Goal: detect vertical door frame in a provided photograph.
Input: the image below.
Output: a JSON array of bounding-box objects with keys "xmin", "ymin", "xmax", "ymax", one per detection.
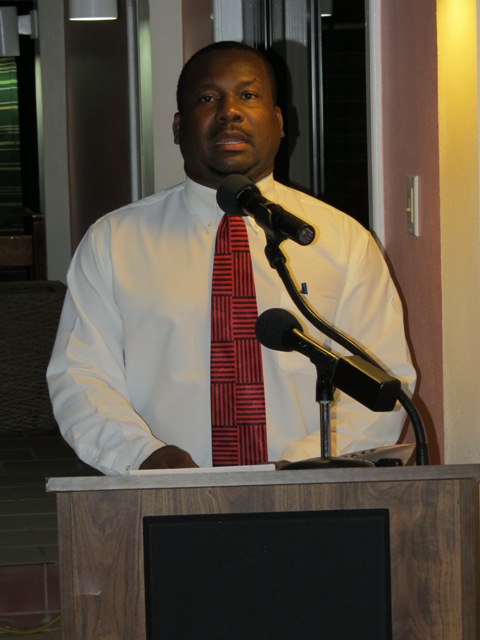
[{"xmin": 365, "ymin": 0, "xmax": 384, "ymax": 245}]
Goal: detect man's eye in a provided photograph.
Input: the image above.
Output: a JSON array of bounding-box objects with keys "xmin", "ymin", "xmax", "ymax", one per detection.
[
  {"xmin": 199, "ymin": 95, "xmax": 215, "ymax": 103},
  {"xmin": 242, "ymin": 92, "xmax": 257, "ymax": 100}
]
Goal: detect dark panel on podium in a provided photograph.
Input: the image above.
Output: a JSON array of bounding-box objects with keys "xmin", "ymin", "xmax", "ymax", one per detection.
[{"xmin": 144, "ymin": 509, "xmax": 391, "ymax": 640}]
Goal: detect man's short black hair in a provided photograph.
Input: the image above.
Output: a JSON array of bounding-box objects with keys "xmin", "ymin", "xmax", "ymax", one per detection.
[{"xmin": 176, "ymin": 41, "xmax": 278, "ymax": 114}]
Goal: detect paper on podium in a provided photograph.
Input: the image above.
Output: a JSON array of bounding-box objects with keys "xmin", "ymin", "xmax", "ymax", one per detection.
[
  {"xmin": 342, "ymin": 443, "xmax": 415, "ymax": 465},
  {"xmin": 128, "ymin": 445, "xmax": 415, "ymax": 475},
  {"xmin": 129, "ymin": 463, "xmax": 276, "ymax": 476}
]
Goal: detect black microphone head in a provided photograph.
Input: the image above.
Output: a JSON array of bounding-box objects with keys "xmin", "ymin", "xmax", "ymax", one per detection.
[
  {"xmin": 255, "ymin": 308, "xmax": 303, "ymax": 352},
  {"xmin": 216, "ymin": 174, "xmax": 262, "ymax": 216}
]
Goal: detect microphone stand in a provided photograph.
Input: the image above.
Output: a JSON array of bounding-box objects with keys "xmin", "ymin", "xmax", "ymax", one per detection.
[
  {"xmin": 261, "ymin": 230, "xmax": 429, "ymax": 467},
  {"xmin": 298, "ymin": 357, "xmax": 376, "ymax": 469}
]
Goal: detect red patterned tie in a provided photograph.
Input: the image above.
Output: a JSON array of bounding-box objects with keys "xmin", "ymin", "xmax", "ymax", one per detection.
[{"xmin": 210, "ymin": 214, "xmax": 268, "ymax": 466}]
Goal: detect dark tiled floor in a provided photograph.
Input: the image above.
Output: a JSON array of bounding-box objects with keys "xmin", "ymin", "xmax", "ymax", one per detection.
[
  {"xmin": 0, "ymin": 430, "xmax": 99, "ymax": 638},
  {"xmin": 0, "ymin": 431, "xmax": 99, "ymax": 566}
]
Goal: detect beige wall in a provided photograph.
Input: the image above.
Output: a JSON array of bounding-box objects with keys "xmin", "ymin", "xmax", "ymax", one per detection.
[{"xmin": 438, "ymin": 0, "xmax": 480, "ymax": 463}]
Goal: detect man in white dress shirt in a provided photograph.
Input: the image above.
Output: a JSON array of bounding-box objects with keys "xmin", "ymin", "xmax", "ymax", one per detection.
[{"xmin": 47, "ymin": 41, "xmax": 416, "ymax": 475}]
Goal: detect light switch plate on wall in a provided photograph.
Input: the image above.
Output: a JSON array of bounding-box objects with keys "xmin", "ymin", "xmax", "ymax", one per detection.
[{"xmin": 406, "ymin": 175, "xmax": 419, "ymax": 236}]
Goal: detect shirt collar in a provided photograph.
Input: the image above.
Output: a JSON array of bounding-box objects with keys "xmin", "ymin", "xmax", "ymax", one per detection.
[
  {"xmin": 184, "ymin": 177, "xmax": 218, "ymax": 229},
  {"xmin": 184, "ymin": 174, "xmax": 277, "ymax": 234}
]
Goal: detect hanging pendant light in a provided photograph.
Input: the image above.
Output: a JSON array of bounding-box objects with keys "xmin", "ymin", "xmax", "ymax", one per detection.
[{"xmin": 69, "ymin": 0, "xmax": 118, "ymax": 21}]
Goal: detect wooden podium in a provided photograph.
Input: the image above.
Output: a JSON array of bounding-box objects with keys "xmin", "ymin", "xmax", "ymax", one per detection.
[{"xmin": 47, "ymin": 464, "xmax": 480, "ymax": 639}]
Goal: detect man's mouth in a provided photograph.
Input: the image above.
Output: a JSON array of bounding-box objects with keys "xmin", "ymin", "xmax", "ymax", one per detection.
[{"xmin": 213, "ymin": 129, "xmax": 252, "ymax": 147}]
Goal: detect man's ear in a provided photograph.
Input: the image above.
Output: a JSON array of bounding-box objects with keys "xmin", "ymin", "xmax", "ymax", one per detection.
[
  {"xmin": 172, "ymin": 112, "xmax": 181, "ymax": 145},
  {"xmin": 275, "ymin": 106, "xmax": 285, "ymax": 139}
]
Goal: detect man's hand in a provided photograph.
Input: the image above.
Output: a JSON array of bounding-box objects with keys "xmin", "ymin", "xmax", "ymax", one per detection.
[{"xmin": 139, "ymin": 445, "xmax": 199, "ymax": 470}]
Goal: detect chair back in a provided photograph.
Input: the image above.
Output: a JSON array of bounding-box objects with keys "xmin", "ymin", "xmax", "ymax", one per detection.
[{"xmin": 0, "ymin": 214, "xmax": 47, "ymax": 279}]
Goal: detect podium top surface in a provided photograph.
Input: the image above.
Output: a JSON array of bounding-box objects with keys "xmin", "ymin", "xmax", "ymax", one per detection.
[{"xmin": 46, "ymin": 464, "xmax": 480, "ymax": 494}]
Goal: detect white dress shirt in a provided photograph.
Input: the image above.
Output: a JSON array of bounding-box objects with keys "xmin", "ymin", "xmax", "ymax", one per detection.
[{"xmin": 47, "ymin": 175, "xmax": 416, "ymax": 475}]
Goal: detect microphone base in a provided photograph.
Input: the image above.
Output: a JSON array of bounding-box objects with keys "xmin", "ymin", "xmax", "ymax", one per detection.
[{"xmin": 279, "ymin": 456, "xmax": 376, "ymax": 470}]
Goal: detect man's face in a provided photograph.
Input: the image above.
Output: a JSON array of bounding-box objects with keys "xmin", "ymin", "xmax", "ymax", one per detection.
[{"xmin": 172, "ymin": 50, "xmax": 285, "ymax": 188}]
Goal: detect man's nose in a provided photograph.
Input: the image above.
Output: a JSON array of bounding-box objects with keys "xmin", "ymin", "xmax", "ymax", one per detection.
[{"xmin": 217, "ymin": 96, "xmax": 243, "ymax": 122}]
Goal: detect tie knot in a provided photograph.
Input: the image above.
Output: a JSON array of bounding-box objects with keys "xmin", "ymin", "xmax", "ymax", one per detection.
[{"xmin": 216, "ymin": 214, "xmax": 249, "ymax": 252}]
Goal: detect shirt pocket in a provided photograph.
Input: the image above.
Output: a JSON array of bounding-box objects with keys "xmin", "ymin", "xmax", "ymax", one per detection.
[{"xmin": 275, "ymin": 292, "xmax": 338, "ymax": 374}]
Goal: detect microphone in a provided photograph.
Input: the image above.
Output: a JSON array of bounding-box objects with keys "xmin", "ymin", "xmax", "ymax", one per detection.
[
  {"xmin": 255, "ymin": 308, "xmax": 401, "ymax": 412},
  {"xmin": 216, "ymin": 174, "xmax": 316, "ymax": 246}
]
